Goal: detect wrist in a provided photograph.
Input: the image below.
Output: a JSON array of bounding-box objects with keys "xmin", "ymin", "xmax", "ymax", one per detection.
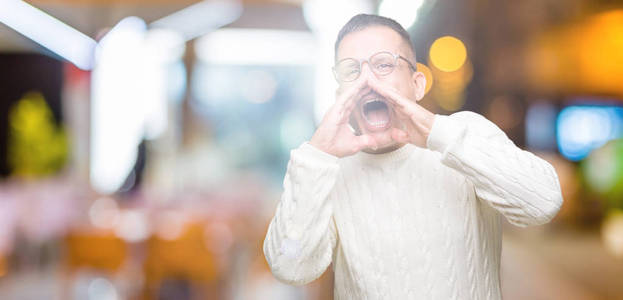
[
  {"xmin": 300, "ymin": 142, "xmax": 339, "ymax": 162},
  {"xmin": 421, "ymin": 112, "xmax": 435, "ymax": 142},
  {"xmin": 309, "ymin": 137, "xmax": 327, "ymax": 153},
  {"xmin": 426, "ymin": 114, "xmax": 466, "ymax": 153}
]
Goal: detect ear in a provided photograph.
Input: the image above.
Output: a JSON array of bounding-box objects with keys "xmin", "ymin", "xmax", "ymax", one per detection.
[{"xmin": 412, "ymin": 71, "xmax": 427, "ymax": 102}]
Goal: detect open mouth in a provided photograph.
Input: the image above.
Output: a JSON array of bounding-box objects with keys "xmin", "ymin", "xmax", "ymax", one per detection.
[{"xmin": 361, "ymin": 98, "xmax": 391, "ymax": 130}]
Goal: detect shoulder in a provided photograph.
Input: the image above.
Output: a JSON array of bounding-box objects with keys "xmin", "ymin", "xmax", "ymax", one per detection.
[
  {"xmin": 446, "ymin": 110, "xmax": 507, "ymax": 139},
  {"xmin": 448, "ymin": 111, "xmax": 495, "ymax": 129}
]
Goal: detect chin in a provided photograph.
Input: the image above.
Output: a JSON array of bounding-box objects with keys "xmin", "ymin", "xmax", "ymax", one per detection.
[
  {"xmin": 359, "ymin": 129, "xmax": 402, "ymax": 154},
  {"xmin": 362, "ymin": 141, "xmax": 403, "ymax": 154}
]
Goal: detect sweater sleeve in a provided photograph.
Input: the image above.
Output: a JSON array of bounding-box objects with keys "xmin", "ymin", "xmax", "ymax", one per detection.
[
  {"xmin": 426, "ymin": 111, "xmax": 563, "ymax": 227},
  {"xmin": 263, "ymin": 142, "xmax": 340, "ymax": 285}
]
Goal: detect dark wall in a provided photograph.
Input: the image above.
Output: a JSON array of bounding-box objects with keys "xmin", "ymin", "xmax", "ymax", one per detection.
[{"xmin": 0, "ymin": 53, "xmax": 63, "ymax": 177}]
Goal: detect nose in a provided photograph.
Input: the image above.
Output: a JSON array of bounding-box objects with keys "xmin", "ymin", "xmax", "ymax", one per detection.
[{"xmin": 359, "ymin": 61, "xmax": 375, "ymax": 81}]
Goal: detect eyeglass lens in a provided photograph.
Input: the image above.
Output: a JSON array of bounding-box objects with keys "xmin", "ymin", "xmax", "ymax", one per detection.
[{"xmin": 335, "ymin": 52, "xmax": 397, "ymax": 82}]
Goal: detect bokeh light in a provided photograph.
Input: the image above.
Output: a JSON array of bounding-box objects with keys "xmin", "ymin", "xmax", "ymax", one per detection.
[
  {"xmin": 582, "ymin": 139, "xmax": 623, "ymax": 202},
  {"xmin": 155, "ymin": 210, "xmax": 187, "ymax": 241},
  {"xmin": 525, "ymin": 102, "xmax": 558, "ymax": 151},
  {"xmin": 303, "ymin": 0, "xmax": 373, "ymax": 38},
  {"xmin": 526, "ymin": 10, "xmax": 623, "ymax": 98},
  {"xmin": 3, "ymin": 1, "xmax": 623, "ymax": 299},
  {"xmin": 114, "ymin": 210, "xmax": 149, "ymax": 243},
  {"xmin": 241, "ymin": 70, "xmax": 278, "ymax": 104},
  {"xmin": 378, "ymin": 0, "xmax": 424, "ymax": 29},
  {"xmin": 416, "ymin": 62, "xmax": 433, "ymax": 95},
  {"xmin": 428, "ymin": 57, "xmax": 473, "ymax": 111},
  {"xmin": 87, "ymin": 277, "xmax": 119, "ymax": 300},
  {"xmin": 429, "ymin": 36, "xmax": 467, "ymax": 72},
  {"xmin": 556, "ymin": 105, "xmax": 623, "ymax": 161},
  {"xmin": 89, "ymin": 197, "xmax": 120, "ymax": 229},
  {"xmin": 602, "ymin": 210, "xmax": 623, "ymax": 258}
]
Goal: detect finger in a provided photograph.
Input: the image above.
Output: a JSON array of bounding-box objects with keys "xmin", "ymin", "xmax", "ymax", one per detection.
[
  {"xmin": 353, "ymin": 134, "xmax": 378, "ymax": 152},
  {"xmin": 392, "ymin": 105, "xmax": 411, "ymax": 122},
  {"xmin": 331, "ymin": 80, "xmax": 370, "ymax": 123},
  {"xmin": 389, "ymin": 104, "xmax": 417, "ymax": 133},
  {"xmin": 333, "ymin": 98, "xmax": 362, "ymax": 124},
  {"xmin": 366, "ymin": 76, "xmax": 416, "ymax": 113},
  {"xmin": 390, "ymin": 128, "xmax": 410, "ymax": 144},
  {"xmin": 335, "ymin": 77, "xmax": 369, "ymax": 108}
]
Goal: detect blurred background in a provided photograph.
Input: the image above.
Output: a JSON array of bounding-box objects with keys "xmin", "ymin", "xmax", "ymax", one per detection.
[{"xmin": 0, "ymin": 0, "xmax": 622, "ymax": 299}]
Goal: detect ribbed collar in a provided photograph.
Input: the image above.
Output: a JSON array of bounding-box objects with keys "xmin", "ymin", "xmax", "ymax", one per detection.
[{"xmin": 354, "ymin": 143, "xmax": 416, "ymax": 166}]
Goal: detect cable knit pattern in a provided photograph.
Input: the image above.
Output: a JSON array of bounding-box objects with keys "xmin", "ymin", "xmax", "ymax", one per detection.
[{"xmin": 263, "ymin": 111, "xmax": 563, "ymax": 299}]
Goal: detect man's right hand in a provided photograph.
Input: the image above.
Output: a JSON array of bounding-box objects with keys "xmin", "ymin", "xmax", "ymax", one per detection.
[{"xmin": 309, "ymin": 78, "xmax": 379, "ymax": 158}]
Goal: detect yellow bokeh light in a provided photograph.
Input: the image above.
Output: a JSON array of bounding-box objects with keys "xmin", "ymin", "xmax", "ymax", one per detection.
[
  {"xmin": 602, "ymin": 210, "xmax": 623, "ymax": 259},
  {"xmin": 416, "ymin": 62, "xmax": 433, "ymax": 94},
  {"xmin": 428, "ymin": 58, "xmax": 473, "ymax": 112},
  {"xmin": 429, "ymin": 36, "xmax": 467, "ymax": 72},
  {"xmin": 525, "ymin": 9, "xmax": 623, "ymax": 97}
]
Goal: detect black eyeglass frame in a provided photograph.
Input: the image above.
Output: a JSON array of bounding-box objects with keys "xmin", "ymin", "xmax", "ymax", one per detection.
[{"xmin": 332, "ymin": 51, "xmax": 417, "ymax": 83}]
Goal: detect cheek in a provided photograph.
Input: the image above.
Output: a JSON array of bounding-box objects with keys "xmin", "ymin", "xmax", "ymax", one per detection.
[{"xmin": 399, "ymin": 80, "xmax": 416, "ymax": 96}]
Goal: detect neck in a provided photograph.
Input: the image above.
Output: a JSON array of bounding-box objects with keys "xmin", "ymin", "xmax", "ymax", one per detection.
[{"xmin": 356, "ymin": 143, "xmax": 414, "ymax": 166}]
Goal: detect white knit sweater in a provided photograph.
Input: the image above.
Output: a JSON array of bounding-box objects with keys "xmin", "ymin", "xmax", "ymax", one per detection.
[{"xmin": 263, "ymin": 111, "xmax": 563, "ymax": 300}]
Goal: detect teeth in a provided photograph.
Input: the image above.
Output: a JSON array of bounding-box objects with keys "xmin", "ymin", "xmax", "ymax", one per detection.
[
  {"xmin": 364, "ymin": 98, "xmax": 384, "ymax": 105},
  {"xmin": 368, "ymin": 121, "xmax": 388, "ymax": 127}
]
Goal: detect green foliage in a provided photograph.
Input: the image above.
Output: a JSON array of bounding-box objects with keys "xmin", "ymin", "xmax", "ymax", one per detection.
[
  {"xmin": 581, "ymin": 139, "xmax": 623, "ymax": 210},
  {"xmin": 7, "ymin": 92, "xmax": 68, "ymax": 177}
]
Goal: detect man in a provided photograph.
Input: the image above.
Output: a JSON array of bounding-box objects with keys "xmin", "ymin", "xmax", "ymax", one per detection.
[{"xmin": 263, "ymin": 14, "xmax": 563, "ymax": 299}]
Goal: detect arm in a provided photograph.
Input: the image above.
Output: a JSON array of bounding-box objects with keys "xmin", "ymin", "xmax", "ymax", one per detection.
[
  {"xmin": 426, "ymin": 111, "xmax": 563, "ymax": 227},
  {"xmin": 363, "ymin": 76, "xmax": 562, "ymax": 227},
  {"xmin": 263, "ymin": 142, "xmax": 339, "ymax": 285},
  {"xmin": 264, "ymin": 70, "xmax": 375, "ymax": 285}
]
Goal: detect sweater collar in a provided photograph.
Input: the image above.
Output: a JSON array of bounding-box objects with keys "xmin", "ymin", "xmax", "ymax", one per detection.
[{"xmin": 354, "ymin": 143, "xmax": 416, "ymax": 166}]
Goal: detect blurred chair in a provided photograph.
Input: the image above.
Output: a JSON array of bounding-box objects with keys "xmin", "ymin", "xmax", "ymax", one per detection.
[
  {"xmin": 143, "ymin": 222, "xmax": 218, "ymax": 300},
  {"xmin": 0, "ymin": 254, "xmax": 6, "ymax": 278},
  {"xmin": 63, "ymin": 230, "xmax": 128, "ymax": 299},
  {"xmin": 64, "ymin": 230, "xmax": 127, "ymax": 273}
]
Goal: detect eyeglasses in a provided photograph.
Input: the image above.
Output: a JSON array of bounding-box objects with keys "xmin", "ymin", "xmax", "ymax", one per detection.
[{"xmin": 333, "ymin": 51, "xmax": 417, "ymax": 83}]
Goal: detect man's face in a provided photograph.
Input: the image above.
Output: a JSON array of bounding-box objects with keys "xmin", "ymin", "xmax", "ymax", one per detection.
[{"xmin": 336, "ymin": 26, "xmax": 426, "ymax": 154}]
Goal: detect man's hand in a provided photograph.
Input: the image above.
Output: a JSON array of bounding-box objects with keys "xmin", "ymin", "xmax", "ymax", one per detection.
[
  {"xmin": 310, "ymin": 78, "xmax": 379, "ymax": 158},
  {"xmin": 367, "ymin": 76, "xmax": 436, "ymax": 148}
]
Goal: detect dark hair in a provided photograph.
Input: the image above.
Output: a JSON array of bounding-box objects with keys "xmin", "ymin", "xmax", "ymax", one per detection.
[{"xmin": 334, "ymin": 14, "xmax": 416, "ymax": 62}]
